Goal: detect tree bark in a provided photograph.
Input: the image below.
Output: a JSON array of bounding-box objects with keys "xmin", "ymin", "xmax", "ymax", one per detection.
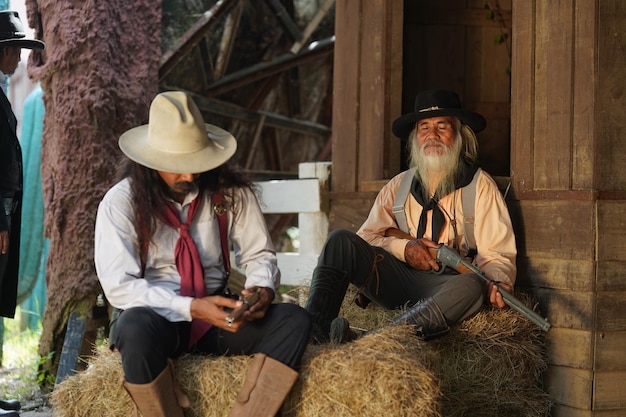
[{"xmin": 25, "ymin": 0, "xmax": 162, "ymax": 381}]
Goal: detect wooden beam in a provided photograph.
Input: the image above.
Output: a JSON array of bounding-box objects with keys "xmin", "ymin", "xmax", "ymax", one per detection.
[
  {"xmin": 290, "ymin": 0, "xmax": 335, "ymax": 54},
  {"xmin": 404, "ymin": 5, "xmax": 512, "ymax": 27},
  {"xmin": 214, "ymin": 1, "xmax": 244, "ymax": 80},
  {"xmin": 264, "ymin": 0, "xmax": 303, "ymax": 41},
  {"xmin": 180, "ymin": 92, "xmax": 331, "ymax": 136},
  {"xmin": 202, "ymin": 36, "xmax": 334, "ymax": 97},
  {"xmin": 159, "ymin": 0, "xmax": 243, "ymax": 81}
]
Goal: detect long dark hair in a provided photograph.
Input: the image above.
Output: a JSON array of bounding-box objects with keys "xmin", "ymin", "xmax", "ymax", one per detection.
[{"xmin": 116, "ymin": 158, "xmax": 253, "ymax": 270}]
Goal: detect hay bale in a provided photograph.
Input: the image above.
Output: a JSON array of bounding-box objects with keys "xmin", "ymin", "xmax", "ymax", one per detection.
[
  {"xmin": 50, "ymin": 326, "xmax": 440, "ymax": 417},
  {"xmin": 338, "ymin": 287, "xmax": 551, "ymax": 417},
  {"xmin": 51, "ymin": 287, "xmax": 550, "ymax": 417}
]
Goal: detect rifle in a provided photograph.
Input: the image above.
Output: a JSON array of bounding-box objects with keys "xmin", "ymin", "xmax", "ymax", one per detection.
[{"xmin": 385, "ymin": 228, "xmax": 552, "ymax": 332}]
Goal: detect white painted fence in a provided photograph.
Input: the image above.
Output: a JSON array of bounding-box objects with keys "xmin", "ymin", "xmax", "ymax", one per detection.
[{"xmin": 232, "ymin": 162, "xmax": 331, "ymax": 286}]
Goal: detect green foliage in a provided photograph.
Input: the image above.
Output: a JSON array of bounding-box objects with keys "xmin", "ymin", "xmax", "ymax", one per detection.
[
  {"xmin": 0, "ymin": 307, "xmax": 52, "ymax": 401},
  {"xmin": 35, "ymin": 351, "xmax": 57, "ymax": 388},
  {"xmin": 494, "ymin": 33, "xmax": 508, "ymax": 45}
]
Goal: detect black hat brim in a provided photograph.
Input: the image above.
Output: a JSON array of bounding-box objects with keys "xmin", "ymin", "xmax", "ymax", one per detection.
[
  {"xmin": 392, "ymin": 108, "xmax": 486, "ymax": 140},
  {"xmin": 0, "ymin": 38, "xmax": 45, "ymax": 50}
]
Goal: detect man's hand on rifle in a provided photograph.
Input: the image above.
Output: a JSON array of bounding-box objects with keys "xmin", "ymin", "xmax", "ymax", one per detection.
[
  {"xmin": 404, "ymin": 238, "xmax": 441, "ymax": 271},
  {"xmin": 486, "ymin": 281, "xmax": 513, "ymax": 309}
]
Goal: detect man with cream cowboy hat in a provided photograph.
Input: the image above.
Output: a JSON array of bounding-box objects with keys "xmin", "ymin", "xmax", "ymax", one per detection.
[
  {"xmin": 305, "ymin": 89, "xmax": 516, "ymax": 345},
  {"xmin": 0, "ymin": 11, "xmax": 45, "ymax": 417},
  {"xmin": 95, "ymin": 91, "xmax": 311, "ymax": 417}
]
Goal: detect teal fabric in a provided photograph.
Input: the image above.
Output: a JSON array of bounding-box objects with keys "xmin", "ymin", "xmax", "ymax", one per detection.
[{"xmin": 18, "ymin": 85, "xmax": 48, "ymax": 329}]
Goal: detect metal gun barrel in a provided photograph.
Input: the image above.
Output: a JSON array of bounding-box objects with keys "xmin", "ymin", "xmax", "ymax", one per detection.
[{"xmin": 436, "ymin": 245, "xmax": 552, "ymax": 332}]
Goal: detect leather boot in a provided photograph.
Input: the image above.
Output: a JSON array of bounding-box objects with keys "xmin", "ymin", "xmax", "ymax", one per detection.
[
  {"xmin": 0, "ymin": 400, "xmax": 20, "ymax": 411},
  {"xmin": 0, "ymin": 409, "xmax": 19, "ymax": 417},
  {"xmin": 228, "ymin": 353, "xmax": 298, "ymax": 417},
  {"xmin": 123, "ymin": 359, "xmax": 189, "ymax": 417},
  {"xmin": 330, "ymin": 317, "xmax": 359, "ymax": 344},
  {"xmin": 305, "ymin": 265, "xmax": 350, "ymax": 344},
  {"xmin": 391, "ymin": 297, "xmax": 450, "ymax": 340}
]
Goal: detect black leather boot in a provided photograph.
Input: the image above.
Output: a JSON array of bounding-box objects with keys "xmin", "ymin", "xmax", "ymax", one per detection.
[
  {"xmin": 0, "ymin": 400, "xmax": 19, "ymax": 411},
  {"xmin": 391, "ymin": 297, "xmax": 450, "ymax": 340},
  {"xmin": 305, "ymin": 265, "xmax": 350, "ymax": 344},
  {"xmin": 330, "ymin": 316, "xmax": 359, "ymax": 344}
]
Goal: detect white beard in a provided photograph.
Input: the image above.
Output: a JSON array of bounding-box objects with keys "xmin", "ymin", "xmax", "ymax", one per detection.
[{"xmin": 410, "ymin": 134, "xmax": 462, "ymax": 197}]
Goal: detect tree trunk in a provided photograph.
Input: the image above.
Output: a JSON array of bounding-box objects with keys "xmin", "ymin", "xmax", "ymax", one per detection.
[{"xmin": 25, "ymin": 0, "xmax": 162, "ymax": 382}]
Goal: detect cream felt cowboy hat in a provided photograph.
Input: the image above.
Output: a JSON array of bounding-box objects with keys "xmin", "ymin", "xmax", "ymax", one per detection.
[
  {"xmin": 392, "ymin": 90, "xmax": 486, "ymax": 139},
  {"xmin": 0, "ymin": 11, "xmax": 45, "ymax": 50},
  {"xmin": 119, "ymin": 91, "xmax": 237, "ymax": 173}
]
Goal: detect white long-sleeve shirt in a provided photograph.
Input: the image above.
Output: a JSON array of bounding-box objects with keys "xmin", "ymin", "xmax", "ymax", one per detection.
[
  {"xmin": 357, "ymin": 168, "xmax": 517, "ymax": 286},
  {"xmin": 94, "ymin": 179, "xmax": 280, "ymax": 322}
]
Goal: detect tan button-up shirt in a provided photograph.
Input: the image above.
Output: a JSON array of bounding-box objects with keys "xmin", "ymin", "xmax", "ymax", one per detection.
[{"xmin": 357, "ymin": 168, "xmax": 517, "ymax": 286}]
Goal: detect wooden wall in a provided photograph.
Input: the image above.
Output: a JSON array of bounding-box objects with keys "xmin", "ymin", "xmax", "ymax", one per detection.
[
  {"xmin": 511, "ymin": 1, "xmax": 626, "ymax": 416},
  {"xmin": 330, "ymin": 0, "xmax": 626, "ymax": 416}
]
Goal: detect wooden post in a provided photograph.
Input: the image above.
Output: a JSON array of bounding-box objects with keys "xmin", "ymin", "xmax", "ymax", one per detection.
[{"xmin": 298, "ymin": 162, "xmax": 331, "ymax": 255}]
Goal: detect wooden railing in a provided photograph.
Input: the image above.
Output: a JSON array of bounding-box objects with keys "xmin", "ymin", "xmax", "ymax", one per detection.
[{"xmin": 231, "ymin": 162, "xmax": 331, "ymax": 286}]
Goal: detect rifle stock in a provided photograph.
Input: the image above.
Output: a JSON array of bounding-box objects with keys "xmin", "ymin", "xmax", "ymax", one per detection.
[{"xmin": 384, "ymin": 228, "xmax": 552, "ymax": 332}]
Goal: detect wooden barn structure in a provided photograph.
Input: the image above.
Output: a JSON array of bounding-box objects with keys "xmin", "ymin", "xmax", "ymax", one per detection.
[
  {"xmin": 327, "ymin": 1, "xmax": 625, "ymax": 416},
  {"xmin": 35, "ymin": 1, "xmax": 624, "ymax": 416}
]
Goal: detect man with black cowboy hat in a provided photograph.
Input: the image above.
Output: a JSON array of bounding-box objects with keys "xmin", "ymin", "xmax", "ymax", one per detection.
[
  {"xmin": 0, "ymin": 10, "xmax": 45, "ymax": 417},
  {"xmin": 305, "ymin": 89, "xmax": 516, "ymax": 344},
  {"xmin": 95, "ymin": 90, "xmax": 311, "ymax": 417}
]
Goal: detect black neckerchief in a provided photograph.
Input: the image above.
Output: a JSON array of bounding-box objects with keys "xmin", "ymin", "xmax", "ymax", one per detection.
[{"xmin": 410, "ymin": 160, "xmax": 478, "ymax": 240}]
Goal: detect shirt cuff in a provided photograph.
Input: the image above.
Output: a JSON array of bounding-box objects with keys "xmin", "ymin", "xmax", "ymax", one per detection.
[
  {"xmin": 171, "ymin": 296, "xmax": 194, "ymax": 321},
  {"xmin": 387, "ymin": 239, "xmax": 410, "ymax": 262}
]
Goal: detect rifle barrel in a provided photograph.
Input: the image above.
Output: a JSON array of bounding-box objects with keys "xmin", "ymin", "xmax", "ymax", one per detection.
[{"xmin": 436, "ymin": 245, "xmax": 552, "ymax": 332}]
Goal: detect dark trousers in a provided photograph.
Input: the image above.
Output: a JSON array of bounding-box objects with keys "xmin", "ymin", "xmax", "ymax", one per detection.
[
  {"xmin": 319, "ymin": 229, "xmax": 485, "ymax": 324},
  {"xmin": 112, "ymin": 303, "xmax": 311, "ymax": 384}
]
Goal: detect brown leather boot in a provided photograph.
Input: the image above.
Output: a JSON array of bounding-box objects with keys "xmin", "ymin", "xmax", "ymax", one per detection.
[
  {"xmin": 228, "ymin": 353, "xmax": 298, "ymax": 417},
  {"xmin": 123, "ymin": 359, "xmax": 189, "ymax": 417}
]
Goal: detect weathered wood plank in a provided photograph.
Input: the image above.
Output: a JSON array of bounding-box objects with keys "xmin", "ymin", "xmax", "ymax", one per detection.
[
  {"xmin": 386, "ymin": 0, "xmax": 403, "ymax": 178},
  {"xmin": 597, "ymin": 201, "xmax": 626, "ymax": 262},
  {"xmin": 571, "ymin": 0, "xmax": 596, "ymax": 190},
  {"xmin": 358, "ymin": 1, "xmax": 386, "ymax": 182},
  {"xmin": 596, "ymin": 1, "xmax": 626, "ymax": 190},
  {"xmin": 596, "ymin": 292, "xmax": 626, "ymax": 332},
  {"xmin": 329, "ymin": 199, "xmax": 375, "ymax": 233},
  {"xmin": 256, "ymin": 179, "xmax": 323, "ymax": 213},
  {"xmin": 553, "ymin": 405, "xmax": 626, "ymax": 417},
  {"xmin": 510, "ymin": 0, "xmax": 534, "ymax": 192},
  {"xmin": 545, "ymin": 365, "xmax": 593, "ymax": 409},
  {"xmin": 332, "ymin": 0, "xmax": 361, "ymax": 193},
  {"xmin": 593, "ymin": 370, "xmax": 626, "ymax": 410},
  {"xmin": 533, "ymin": 0, "xmax": 573, "ymax": 190},
  {"xmin": 545, "ymin": 328, "xmax": 592, "ymax": 369},
  {"xmin": 597, "ymin": 261, "xmax": 626, "ymax": 292},
  {"xmin": 595, "ymin": 331, "xmax": 626, "ymax": 372},
  {"xmin": 515, "ymin": 200, "xmax": 594, "ymax": 260},
  {"xmin": 517, "ymin": 257, "xmax": 594, "ymax": 292},
  {"xmin": 534, "ymin": 288, "xmax": 594, "ymax": 330}
]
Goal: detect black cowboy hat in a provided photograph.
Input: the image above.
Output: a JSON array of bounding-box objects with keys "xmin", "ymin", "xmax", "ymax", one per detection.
[
  {"xmin": 392, "ymin": 90, "xmax": 486, "ymax": 139},
  {"xmin": 0, "ymin": 11, "xmax": 45, "ymax": 50}
]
